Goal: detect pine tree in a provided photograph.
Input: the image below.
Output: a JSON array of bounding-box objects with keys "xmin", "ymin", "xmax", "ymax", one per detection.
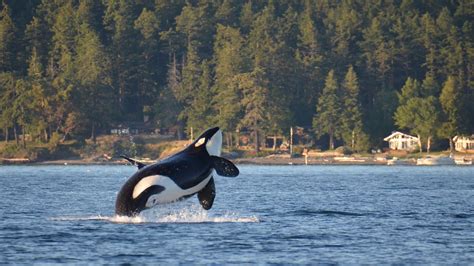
[
  {"xmin": 439, "ymin": 76, "xmax": 460, "ymax": 151},
  {"xmin": 154, "ymin": 55, "xmax": 182, "ymax": 137},
  {"xmin": 27, "ymin": 47, "xmax": 51, "ymax": 142},
  {"xmin": 0, "ymin": 72, "xmax": 16, "ymax": 141},
  {"xmin": 341, "ymin": 66, "xmax": 365, "ymax": 151},
  {"xmin": 313, "ymin": 70, "xmax": 341, "ymax": 150},
  {"xmin": 0, "ymin": 3, "xmax": 17, "ymax": 72},
  {"xmin": 74, "ymin": 24, "xmax": 113, "ymax": 142},
  {"xmin": 103, "ymin": 0, "xmax": 141, "ymax": 115},
  {"xmin": 212, "ymin": 25, "xmax": 245, "ymax": 146},
  {"xmin": 239, "ymin": 1, "xmax": 253, "ymax": 34},
  {"xmin": 215, "ymin": 0, "xmax": 237, "ymax": 26},
  {"xmin": 178, "ymin": 43, "xmax": 201, "ymax": 122},
  {"xmin": 134, "ymin": 7, "xmax": 161, "ymax": 106},
  {"xmin": 294, "ymin": 2, "xmax": 323, "ymax": 124},
  {"xmin": 238, "ymin": 65, "xmax": 271, "ymax": 152},
  {"xmin": 186, "ymin": 60, "xmax": 214, "ymax": 134}
]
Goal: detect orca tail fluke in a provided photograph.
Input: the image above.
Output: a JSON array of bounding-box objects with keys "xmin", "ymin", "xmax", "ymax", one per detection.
[{"xmin": 120, "ymin": 155, "xmax": 147, "ymax": 169}]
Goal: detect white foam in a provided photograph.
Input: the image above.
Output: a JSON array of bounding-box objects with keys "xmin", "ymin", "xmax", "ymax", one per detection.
[{"xmin": 50, "ymin": 204, "xmax": 259, "ymax": 224}]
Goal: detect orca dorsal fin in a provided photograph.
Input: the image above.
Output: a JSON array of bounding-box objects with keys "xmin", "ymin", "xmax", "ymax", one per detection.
[
  {"xmin": 120, "ymin": 155, "xmax": 147, "ymax": 169},
  {"xmin": 210, "ymin": 156, "xmax": 239, "ymax": 177}
]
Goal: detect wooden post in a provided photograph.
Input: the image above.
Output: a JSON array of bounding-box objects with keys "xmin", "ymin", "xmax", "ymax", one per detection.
[
  {"xmin": 303, "ymin": 148, "xmax": 308, "ymax": 165},
  {"xmin": 290, "ymin": 127, "xmax": 293, "ymax": 157}
]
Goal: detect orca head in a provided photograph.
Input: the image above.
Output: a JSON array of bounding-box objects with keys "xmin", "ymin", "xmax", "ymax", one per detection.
[
  {"xmin": 191, "ymin": 127, "xmax": 222, "ymax": 156},
  {"xmin": 115, "ymin": 170, "xmax": 165, "ymax": 217}
]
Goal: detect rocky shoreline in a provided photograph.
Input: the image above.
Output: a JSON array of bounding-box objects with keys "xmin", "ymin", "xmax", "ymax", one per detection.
[
  {"xmin": 1, "ymin": 156, "xmax": 387, "ymax": 166},
  {"xmin": 2, "ymin": 154, "xmax": 472, "ymax": 166}
]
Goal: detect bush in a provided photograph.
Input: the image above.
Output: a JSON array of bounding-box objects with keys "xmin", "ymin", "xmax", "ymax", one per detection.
[
  {"xmin": 48, "ymin": 132, "xmax": 61, "ymax": 152},
  {"xmin": 0, "ymin": 144, "xmax": 42, "ymax": 161}
]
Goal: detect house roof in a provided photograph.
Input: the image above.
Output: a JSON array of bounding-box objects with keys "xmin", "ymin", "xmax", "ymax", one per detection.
[
  {"xmin": 453, "ymin": 135, "xmax": 474, "ymax": 142},
  {"xmin": 383, "ymin": 131, "xmax": 418, "ymax": 141}
]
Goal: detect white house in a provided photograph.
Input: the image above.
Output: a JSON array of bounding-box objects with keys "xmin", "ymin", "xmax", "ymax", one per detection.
[
  {"xmin": 384, "ymin": 131, "xmax": 419, "ymax": 151},
  {"xmin": 453, "ymin": 135, "xmax": 474, "ymax": 152}
]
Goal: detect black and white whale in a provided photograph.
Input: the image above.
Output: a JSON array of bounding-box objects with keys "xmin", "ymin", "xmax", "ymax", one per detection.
[{"xmin": 115, "ymin": 127, "xmax": 239, "ymax": 217}]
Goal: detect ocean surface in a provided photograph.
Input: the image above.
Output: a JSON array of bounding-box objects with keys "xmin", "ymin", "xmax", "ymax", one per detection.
[{"xmin": 1, "ymin": 165, "xmax": 473, "ymax": 264}]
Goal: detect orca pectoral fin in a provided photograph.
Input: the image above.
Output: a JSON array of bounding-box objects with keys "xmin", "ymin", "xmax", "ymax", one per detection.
[
  {"xmin": 198, "ymin": 177, "xmax": 215, "ymax": 210},
  {"xmin": 120, "ymin": 155, "xmax": 147, "ymax": 169},
  {"xmin": 210, "ymin": 156, "xmax": 239, "ymax": 177}
]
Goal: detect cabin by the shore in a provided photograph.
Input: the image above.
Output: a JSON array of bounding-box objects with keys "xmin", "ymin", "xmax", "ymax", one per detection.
[
  {"xmin": 383, "ymin": 131, "xmax": 419, "ymax": 151},
  {"xmin": 453, "ymin": 135, "xmax": 474, "ymax": 153}
]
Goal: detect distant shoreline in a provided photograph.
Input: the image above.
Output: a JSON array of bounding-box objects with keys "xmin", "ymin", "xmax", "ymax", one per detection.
[
  {"xmin": 2, "ymin": 154, "xmax": 472, "ymax": 166},
  {"xmin": 1, "ymin": 157, "xmax": 391, "ymax": 166}
]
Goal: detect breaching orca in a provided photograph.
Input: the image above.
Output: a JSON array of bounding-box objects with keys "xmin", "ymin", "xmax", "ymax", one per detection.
[{"xmin": 115, "ymin": 127, "xmax": 239, "ymax": 217}]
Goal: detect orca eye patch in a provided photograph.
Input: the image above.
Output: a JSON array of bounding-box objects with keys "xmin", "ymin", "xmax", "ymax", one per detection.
[{"xmin": 195, "ymin": 138, "xmax": 206, "ymax": 147}]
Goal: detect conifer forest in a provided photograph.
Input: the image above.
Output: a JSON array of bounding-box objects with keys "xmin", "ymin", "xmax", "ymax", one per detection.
[{"xmin": 0, "ymin": 0, "xmax": 473, "ymax": 152}]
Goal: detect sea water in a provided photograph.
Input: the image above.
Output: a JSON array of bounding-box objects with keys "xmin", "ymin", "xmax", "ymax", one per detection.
[{"xmin": 0, "ymin": 165, "xmax": 473, "ymax": 264}]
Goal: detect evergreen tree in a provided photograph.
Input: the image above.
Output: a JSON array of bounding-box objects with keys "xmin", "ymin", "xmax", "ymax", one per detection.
[
  {"xmin": 186, "ymin": 60, "xmax": 214, "ymax": 134},
  {"xmin": 134, "ymin": 7, "xmax": 161, "ymax": 106},
  {"xmin": 341, "ymin": 66, "xmax": 366, "ymax": 151},
  {"xmin": 103, "ymin": 0, "xmax": 141, "ymax": 115},
  {"xmin": 439, "ymin": 76, "xmax": 460, "ymax": 151},
  {"xmin": 313, "ymin": 70, "xmax": 341, "ymax": 150},
  {"xmin": 178, "ymin": 43, "xmax": 201, "ymax": 123},
  {"xmin": 212, "ymin": 25, "xmax": 245, "ymax": 146},
  {"xmin": 0, "ymin": 1, "xmax": 473, "ymax": 152},
  {"xmin": 238, "ymin": 65, "xmax": 271, "ymax": 152},
  {"xmin": 0, "ymin": 72, "xmax": 15, "ymax": 141},
  {"xmin": 215, "ymin": 0, "xmax": 237, "ymax": 26},
  {"xmin": 0, "ymin": 3, "xmax": 17, "ymax": 72},
  {"xmin": 27, "ymin": 47, "xmax": 51, "ymax": 142},
  {"xmin": 154, "ymin": 55, "xmax": 182, "ymax": 137},
  {"xmin": 74, "ymin": 24, "xmax": 113, "ymax": 142},
  {"xmin": 239, "ymin": 1, "xmax": 254, "ymax": 34},
  {"xmin": 294, "ymin": 2, "xmax": 323, "ymax": 125}
]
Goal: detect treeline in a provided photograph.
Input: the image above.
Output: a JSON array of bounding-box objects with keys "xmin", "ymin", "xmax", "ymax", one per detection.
[{"xmin": 0, "ymin": 0, "xmax": 472, "ymax": 152}]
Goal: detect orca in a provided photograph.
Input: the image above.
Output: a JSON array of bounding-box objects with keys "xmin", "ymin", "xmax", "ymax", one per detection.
[{"xmin": 115, "ymin": 127, "xmax": 239, "ymax": 217}]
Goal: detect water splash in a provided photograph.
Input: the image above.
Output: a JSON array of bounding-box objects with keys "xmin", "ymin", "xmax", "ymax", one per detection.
[{"xmin": 51, "ymin": 204, "xmax": 259, "ymax": 224}]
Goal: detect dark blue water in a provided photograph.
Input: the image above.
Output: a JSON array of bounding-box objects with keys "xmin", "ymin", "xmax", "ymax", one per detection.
[{"xmin": 1, "ymin": 165, "xmax": 473, "ymax": 264}]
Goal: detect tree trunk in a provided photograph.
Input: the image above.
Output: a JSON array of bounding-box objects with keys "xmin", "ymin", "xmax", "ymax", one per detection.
[
  {"xmin": 254, "ymin": 127, "xmax": 260, "ymax": 153},
  {"xmin": 448, "ymin": 137, "xmax": 454, "ymax": 152},
  {"xmin": 14, "ymin": 125, "xmax": 18, "ymax": 145},
  {"xmin": 329, "ymin": 133, "xmax": 334, "ymax": 150},
  {"xmin": 273, "ymin": 136, "xmax": 277, "ymax": 150},
  {"xmin": 235, "ymin": 131, "xmax": 239, "ymax": 148},
  {"xmin": 417, "ymin": 134, "xmax": 422, "ymax": 153},
  {"xmin": 427, "ymin": 136, "xmax": 431, "ymax": 154},
  {"xmin": 226, "ymin": 132, "xmax": 231, "ymax": 148},
  {"xmin": 4, "ymin": 127, "xmax": 8, "ymax": 142},
  {"xmin": 91, "ymin": 123, "xmax": 96, "ymax": 144},
  {"xmin": 44, "ymin": 129, "xmax": 48, "ymax": 142},
  {"xmin": 22, "ymin": 126, "xmax": 26, "ymax": 148},
  {"xmin": 351, "ymin": 130, "xmax": 355, "ymax": 150}
]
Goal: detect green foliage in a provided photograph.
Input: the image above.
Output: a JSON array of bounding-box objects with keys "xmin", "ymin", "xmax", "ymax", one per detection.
[
  {"xmin": 48, "ymin": 132, "xmax": 61, "ymax": 152},
  {"xmin": 438, "ymin": 76, "xmax": 461, "ymax": 149},
  {"xmin": 0, "ymin": 3, "xmax": 17, "ymax": 72},
  {"xmin": 340, "ymin": 66, "xmax": 366, "ymax": 152},
  {"xmin": 313, "ymin": 70, "xmax": 341, "ymax": 150},
  {"xmin": 0, "ymin": 0, "xmax": 472, "ymax": 154},
  {"xmin": 395, "ymin": 78, "xmax": 441, "ymax": 152}
]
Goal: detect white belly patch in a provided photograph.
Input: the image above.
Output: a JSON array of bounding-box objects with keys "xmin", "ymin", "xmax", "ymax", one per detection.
[{"xmin": 132, "ymin": 173, "xmax": 213, "ymax": 208}]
